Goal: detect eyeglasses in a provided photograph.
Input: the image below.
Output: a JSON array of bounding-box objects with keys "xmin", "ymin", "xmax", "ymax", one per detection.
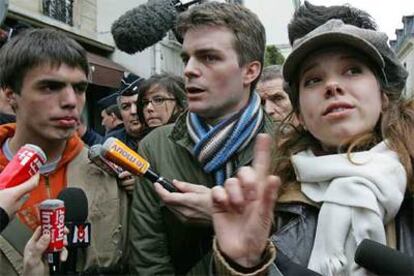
[{"xmin": 142, "ymin": 97, "xmax": 176, "ymax": 107}]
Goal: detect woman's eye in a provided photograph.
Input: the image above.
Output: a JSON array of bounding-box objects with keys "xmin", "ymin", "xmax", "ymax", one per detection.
[
  {"xmin": 303, "ymin": 77, "xmax": 321, "ymax": 87},
  {"xmin": 153, "ymin": 97, "xmax": 164, "ymax": 104},
  {"xmin": 345, "ymin": 67, "xmax": 362, "ymax": 75}
]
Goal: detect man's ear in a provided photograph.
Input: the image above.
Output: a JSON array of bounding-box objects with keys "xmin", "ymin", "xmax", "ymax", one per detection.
[
  {"xmin": 242, "ymin": 61, "xmax": 261, "ymax": 87},
  {"xmin": 109, "ymin": 112, "xmax": 117, "ymax": 123},
  {"xmin": 4, "ymin": 87, "xmax": 18, "ymax": 110}
]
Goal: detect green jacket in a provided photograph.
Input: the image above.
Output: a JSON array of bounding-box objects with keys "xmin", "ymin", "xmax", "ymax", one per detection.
[
  {"xmin": 129, "ymin": 112, "xmax": 274, "ymax": 275},
  {"xmin": 0, "ymin": 147, "xmax": 130, "ymax": 275}
]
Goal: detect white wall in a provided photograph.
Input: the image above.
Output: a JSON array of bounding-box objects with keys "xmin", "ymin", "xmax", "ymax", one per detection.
[
  {"xmin": 96, "ymin": 0, "xmax": 154, "ymax": 78},
  {"xmin": 244, "ymin": 0, "xmax": 296, "ymax": 45}
]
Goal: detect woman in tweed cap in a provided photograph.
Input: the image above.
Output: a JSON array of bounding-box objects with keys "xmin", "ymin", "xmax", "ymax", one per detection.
[{"xmin": 208, "ymin": 13, "xmax": 414, "ymax": 276}]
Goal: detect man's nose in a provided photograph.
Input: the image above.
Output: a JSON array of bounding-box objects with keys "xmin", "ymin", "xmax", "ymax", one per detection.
[{"xmin": 184, "ymin": 57, "xmax": 201, "ymax": 79}]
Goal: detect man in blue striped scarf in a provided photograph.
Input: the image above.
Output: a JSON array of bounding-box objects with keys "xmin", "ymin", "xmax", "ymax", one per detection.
[{"xmin": 129, "ymin": 2, "xmax": 275, "ymax": 275}]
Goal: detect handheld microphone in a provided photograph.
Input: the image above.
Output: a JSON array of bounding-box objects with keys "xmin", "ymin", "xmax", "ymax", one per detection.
[
  {"xmin": 39, "ymin": 199, "xmax": 65, "ymax": 274},
  {"xmin": 101, "ymin": 137, "xmax": 179, "ymax": 192},
  {"xmin": 88, "ymin": 144, "xmax": 124, "ymax": 177},
  {"xmin": 355, "ymin": 239, "xmax": 414, "ymax": 275},
  {"xmin": 0, "ymin": 144, "xmax": 46, "ymax": 190},
  {"xmin": 58, "ymin": 188, "xmax": 90, "ymax": 274}
]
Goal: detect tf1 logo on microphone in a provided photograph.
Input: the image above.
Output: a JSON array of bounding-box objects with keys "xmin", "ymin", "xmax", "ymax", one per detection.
[{"xmin": 67, "ymin": 223, "xmax": 91, "ymax": 248}]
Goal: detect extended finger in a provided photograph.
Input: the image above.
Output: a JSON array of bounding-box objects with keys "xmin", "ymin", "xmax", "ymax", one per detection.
[{"xmin": 252, "ymin": 134, "xmax": 273, "ymax": 180}]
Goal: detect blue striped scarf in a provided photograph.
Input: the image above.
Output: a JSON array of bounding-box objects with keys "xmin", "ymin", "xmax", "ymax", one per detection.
[{"xmin": 187, "ymin": 92, "xmax": 263, "ymax": 185}]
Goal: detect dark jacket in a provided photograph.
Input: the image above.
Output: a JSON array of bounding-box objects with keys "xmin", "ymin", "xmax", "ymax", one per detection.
[
  {"xmin": 128, "ymin": 111, "xmax": 274, "ymax": 275},
  {"xmin": 193, "ymin": 181, "xmax": 414, "ymax": 276},
  {"xmin": 81, "ymin": 124, "xmax": 125, "ymax": 147},
  {"xmin": 0, "ymin": 113, "xmax": 15, "ymax": 125},
  {"xmin": 270, "ymin": 191, "xmax": 414, "ymax": 275},
  {"xmin": 104, "ymin": 127, "xmax": 140, "ymax": 152},
  {"xmin": 0, "ymin": 207, "xmax": 9, "ymax": 232}
]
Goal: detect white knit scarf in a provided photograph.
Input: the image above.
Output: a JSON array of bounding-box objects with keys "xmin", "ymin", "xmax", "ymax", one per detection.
[{"xmin": 291, "ymin": 141, "xmax": 407, "ymax": 276}]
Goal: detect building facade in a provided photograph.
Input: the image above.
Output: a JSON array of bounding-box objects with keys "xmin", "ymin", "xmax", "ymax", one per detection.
[
  {"xmin": 391, "ymin": 15, "xmax": 414, "ymax": 97},
  {"xmin": 1, "ymin": 0, "xmax": 184, "ymax": 132}
]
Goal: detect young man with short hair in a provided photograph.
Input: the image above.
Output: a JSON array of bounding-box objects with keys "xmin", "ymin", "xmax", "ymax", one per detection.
[
  {"xmin": 129, "ymin": 2, "xmax": 273, "ymax": 274},
  {"xmin": 0, "ymin": 28, "xmax": 129, "ymax": 275}
]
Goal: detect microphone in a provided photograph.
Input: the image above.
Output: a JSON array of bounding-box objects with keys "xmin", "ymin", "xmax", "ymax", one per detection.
[
  {"xmin": 355, "ymin": 239, "xmax": 414, "ymax": 275},
  {"xmin": 101, "ymin": 137, "xmax": 179, "ymax": 192},
  {"xmin": 111, "ymin": 0, "xmax": 177, "ymax": 54},
  {"xmin": 58, "ymin": 188, "xmax": 90, "ymax": 274},
  {"xmin": 88, "ymin": 144, "xmax": 124, "ymax": 177},
  {"xmin": 0, "ymin": 144, "xmax": 46, "ymax": 190},
  {"xmin": 39, "ymin": 199, "xmax": 65, "ymax": 274},
  {"xmin": 111, "ymin": 0, "xmax": 204, "ymax": 54}
]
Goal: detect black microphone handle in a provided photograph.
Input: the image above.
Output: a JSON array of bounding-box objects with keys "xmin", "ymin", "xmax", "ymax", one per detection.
[
  {"xmin": 355, "ymin": 239, "xmax": 414, "ymax": 275},
  {"xmin": 47, "ymin": 252, "xmax": 61, "ymax": 275},
  {"xmin": 144, "ymin": 169, "xmax": 179, "ymax": 193},
  {"xmin": 61, "ymin": 248, "xmax": 77, "ymax": 274}
]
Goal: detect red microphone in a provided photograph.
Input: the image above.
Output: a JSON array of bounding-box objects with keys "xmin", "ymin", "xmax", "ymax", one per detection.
[
  {"xmin": 0, "ymin": 144, "xmax": 46, "ymax": 190},
  {"xmin": 39, "ymin": 199, "xmax": 65, "ymax": 273}
]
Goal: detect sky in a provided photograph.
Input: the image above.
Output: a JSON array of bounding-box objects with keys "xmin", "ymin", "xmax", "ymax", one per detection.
[
  {"xmin": 245, "ymin": 0, "xmax": 414, "ymax": 45},
  {"xmin": 309, "ymin": 0, "xmax": 414, "ymax": 40}
]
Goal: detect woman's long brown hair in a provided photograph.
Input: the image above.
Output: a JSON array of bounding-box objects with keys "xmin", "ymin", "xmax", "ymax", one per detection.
[{"xmin": 274, "ymin": 94, "xmax": 414, "ymax": 195}]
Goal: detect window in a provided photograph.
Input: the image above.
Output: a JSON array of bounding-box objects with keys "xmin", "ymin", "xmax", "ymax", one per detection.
[{"xmin": 42, "ymin": 0, "xmax": 74, "ymax": 26}]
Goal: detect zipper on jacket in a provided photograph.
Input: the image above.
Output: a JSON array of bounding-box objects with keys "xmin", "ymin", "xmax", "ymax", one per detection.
[{"xmin": 45, "ymin": 175, "xmax": 52, "ymax": 198}]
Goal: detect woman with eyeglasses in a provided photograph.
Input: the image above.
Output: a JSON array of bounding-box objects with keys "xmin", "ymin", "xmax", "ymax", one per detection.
[{"xmin": 137, "ymin": 73, "xmax": 187, "ymax": 132}]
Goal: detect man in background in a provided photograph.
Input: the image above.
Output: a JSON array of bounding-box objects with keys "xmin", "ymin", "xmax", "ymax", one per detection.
[
  {"xmin": 256, "ymin": 65, "xmax": 294, "ymax": 123},
  {"xmin": 100, "ymin": 94, "xmax": 123, "ymax": 134},
  {"xmin": 109, "ymin": 72, "xmax": 145, "ymax": 151},
  {"xmin": 79, "ymin": 92, "xmax": 123, "ymax": 146}
]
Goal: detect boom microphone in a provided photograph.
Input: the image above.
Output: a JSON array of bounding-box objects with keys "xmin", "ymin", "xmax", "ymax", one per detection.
[
  {"xmin": 101, "ymin": 137, "xmax": 179, "ymax": 192},
  {"xmin": 58, "ymin": 188, "xmax": 90, "ymax": 274},
  {"xmin": 111, "ymin": 0, "xmax": 177, "ymax": 54},
  {"xmin": 355, "ymin": 239, "xmax": 414, "ymax": 275}
]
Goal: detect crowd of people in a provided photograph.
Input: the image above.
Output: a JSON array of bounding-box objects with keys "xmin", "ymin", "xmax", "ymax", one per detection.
[{"xmin": 0, "ymin": 1, "xmax": 413, "ymax": 275}]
